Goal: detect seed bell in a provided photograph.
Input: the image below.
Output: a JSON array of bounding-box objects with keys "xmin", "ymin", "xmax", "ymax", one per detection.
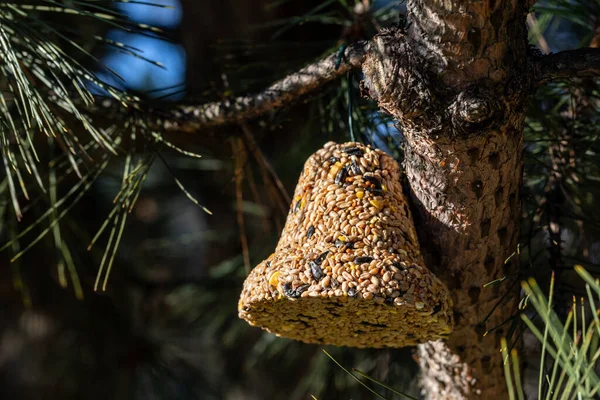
[{"xmin": 238, "ymin": 142, "xmax": 453, "ymax": 348}]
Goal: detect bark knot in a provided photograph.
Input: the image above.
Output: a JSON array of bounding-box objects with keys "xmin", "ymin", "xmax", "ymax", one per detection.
[
  {"xmin": 361, "ymin": 27, "xmax": 530, "ymax": 140},
  {"xmin": 361, "ymin": 28, "xmax": 439, "ymax": 133},
  {"xmin": 453, "ymin": 92, "xmax": 493, "ymax": 124},
  {"xmin": 450, "ymin": 88, "xmax": 502, "ymax": 134}
]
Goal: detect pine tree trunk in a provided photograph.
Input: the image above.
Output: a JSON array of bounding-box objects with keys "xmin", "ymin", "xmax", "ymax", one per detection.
[{"xmin": 362, "ymin": 1, "xmax": 532, "ymax": 398}]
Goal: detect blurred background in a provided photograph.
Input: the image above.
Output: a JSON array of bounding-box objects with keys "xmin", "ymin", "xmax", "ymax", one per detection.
[{"xmin": 0, "ymin": 0, "xmax": 599, "ymax": 399}]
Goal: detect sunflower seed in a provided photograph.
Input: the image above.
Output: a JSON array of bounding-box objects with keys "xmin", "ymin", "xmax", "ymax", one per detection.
[
  {"xmin": 310, "ymin": 261, "xmax": 324, "ymax": 281},
  {"xmin": 342, "ymin": 146, "xmax": 364, "ymax": 157},
  {"xmin": 334, "ymin": 166, "xmax": 348, "ymax": 185}
]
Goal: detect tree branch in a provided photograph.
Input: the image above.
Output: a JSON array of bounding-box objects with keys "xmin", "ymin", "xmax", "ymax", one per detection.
[
  {"xmin": 147, "ymin": 41, "xmax": 369, "ymax": 133},
  {"xmin": 534, "ymin": 48, "xmax": 600, "ymax": 85}
]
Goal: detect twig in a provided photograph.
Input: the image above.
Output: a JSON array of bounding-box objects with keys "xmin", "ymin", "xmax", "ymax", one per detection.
[
  {"xmin": 533, "ymin": 48, "xmax": 600, "ymax": 85},
  {"xmin": 240, "ymin": 122, "xmax": 291, "ymax": 207},
  {"xmin": 244, "ymin": 155, "xmax": 271, "ymax": 235},
  {"xmin": 148, "ymin": 41, "xmax": 369, "ymax": 132},
  {"xmin": 231, "ymin": 137, "xmax": 251, "ymax": 275}
]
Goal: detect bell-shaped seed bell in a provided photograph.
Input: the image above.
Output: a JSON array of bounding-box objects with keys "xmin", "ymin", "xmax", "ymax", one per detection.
[{"xmin": 238, "ymin": 142, "xmax": 453, "ymax": 348}]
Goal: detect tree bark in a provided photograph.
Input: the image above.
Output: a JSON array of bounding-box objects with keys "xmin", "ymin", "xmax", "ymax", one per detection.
[
  {"xmin": 362, "ymin": 1, "xmax": 531, "ymax": 398},
  {"xmin": 533, "ymin": 48, "xmax": 600, "ymax": 85}
]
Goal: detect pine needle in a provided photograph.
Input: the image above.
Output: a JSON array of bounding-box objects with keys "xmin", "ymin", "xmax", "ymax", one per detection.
[
  {"xmin": 156, "ymin": 150, "xmax": 212, "ymax": 215},
  {"xmin": 351, "ymin": 368, "xmax": 418, "ymax": 400},
  {"xmin": 321, "ymin": 349, "xmax": 387, "ymax": 400}
]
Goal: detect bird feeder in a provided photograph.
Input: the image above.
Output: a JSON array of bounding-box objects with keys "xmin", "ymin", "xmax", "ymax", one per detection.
[{"xmin": 238, "ymin": 142, "xmax": 453, "ymax": 348}]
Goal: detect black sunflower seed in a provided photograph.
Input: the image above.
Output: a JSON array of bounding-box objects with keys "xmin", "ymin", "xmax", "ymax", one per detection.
[
  {"xmin": 349, "ymin": 160, "xmax": 361, "ymax": 175},
  {"xmin": 294, "ymin": 199, "xmax": 302, "ymax": 213},
  {"xmin": 392, "ymin": 262, "xmax": 406, "ymax": 270},
  {"xmin": 310, "ymin": 261, "xmax": 324, "ymax": 280},
  {"xmin": 334, "ymin": 166, "xmax": 348, "ymax": 185},
  {"xmin": 365, "ymin": 187, "xmax": 383, "ymax": 196},
  {"xmin": 315, "ymin": 251, "xmax": 329, "ymax": 265},
  {"xmin": 342, "ymin": 146, "xmax": 364, "ymax": 157},
  {"xmin": 283, "ymin": 283, "xmax": 297, "ymax": 298},
  {"xmin": 295, "ymin": 284, "xmax": 309, "ymax": 296},
  {"xmin": 282, "ymin": 283, "xmax": 310, "ymax": 298},
  {"xmin": 355, "ymin": 256, "xmax": 374, "ymax": 264},
  {"xmin": 333, "ymin": 240, "xmax": 354, "ymax": 249},
  {"xmin": 329, "ymin": 156, "xmax": 339, "ymax": 164},
  {"xmin": 306, "ymin": 225, "xmax": 315, "ymax": 238},
  {"xmin": 347, "ymin": 287, "xmax": 357, "ymax": 297}
]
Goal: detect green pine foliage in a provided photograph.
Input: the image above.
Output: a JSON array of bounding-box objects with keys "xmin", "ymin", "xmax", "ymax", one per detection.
[{"xmin": 503, "ymin": 267, "xmax": 600, "ymax": 400}]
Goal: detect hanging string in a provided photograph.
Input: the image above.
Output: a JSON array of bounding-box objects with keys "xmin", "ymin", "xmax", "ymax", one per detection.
[
  {"xmin": 347, "ymin": 71, "xmax": 356, "ymax": 142},
  {"xmin": 335, "ymin": 44, "xmax": 358, "ymax": 143},
  {"xmin": 335, "ymin": 44, "xmax": 348, "ymax": 70}
]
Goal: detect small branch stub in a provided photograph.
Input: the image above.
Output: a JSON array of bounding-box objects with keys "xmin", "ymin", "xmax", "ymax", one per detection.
[
  {"xmin": 533, "ymin": 47, "xmax": 600, "ymax": 85},
  {"xmin": 450, "ymin": 90, "xmax": 500, "ymax": 133},
  {"xmin": 361, "ymin": 28, "xmax": 511, "ymax": 139},
  {"xmin": 453, "ymin": 92, "xmax": 493, "ymax": 124}
]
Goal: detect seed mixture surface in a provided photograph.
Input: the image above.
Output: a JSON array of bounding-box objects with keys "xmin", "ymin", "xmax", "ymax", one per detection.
[{"xmin": 239, "ymin": 142, "xmax": 454, "ymax": 348}]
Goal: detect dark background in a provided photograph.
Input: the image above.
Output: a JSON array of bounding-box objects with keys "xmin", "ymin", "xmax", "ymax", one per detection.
[{"xmin": 0, "ymin": 1, "xmax": 599, "ymax": 399}]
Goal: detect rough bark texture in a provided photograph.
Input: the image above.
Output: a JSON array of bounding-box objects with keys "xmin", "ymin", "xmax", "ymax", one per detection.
[
  {"xmin": 533, "ymin": 48, "xmax": 600, "ymax": 85},
  {"xmin": 408, "ymin": 125, "xmax": 524, "ymax": 399},
  {"xmin": 362, "ymin": 1, "xmax": 531, "ymax": 398}
]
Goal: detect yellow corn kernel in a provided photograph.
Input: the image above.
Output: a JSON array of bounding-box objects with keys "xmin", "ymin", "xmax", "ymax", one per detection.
[
  {"xmin": 328, "ymin": 162, "xmax": 343, "ymax": 179},
  {"xmin": 268, "ymin": 271, "xmax": 281, "ymax": 286},
  {"xmin": 389, "ymin": 204, "xmax": 397, "ymax": 212},
  {"xmin": 369, "ymin": 199, "xmax": 384, "ymax": 209},
  {"xmin": 337, "ymin": 235, "xmax": 347, "ymax": 242},
  {"xmin": 356, "ymin": 190, "xmax": 364, "ymax": 199},
  {"xmin": 381, "ymin": 183, "xmax": 388, "ymax": 192}
]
